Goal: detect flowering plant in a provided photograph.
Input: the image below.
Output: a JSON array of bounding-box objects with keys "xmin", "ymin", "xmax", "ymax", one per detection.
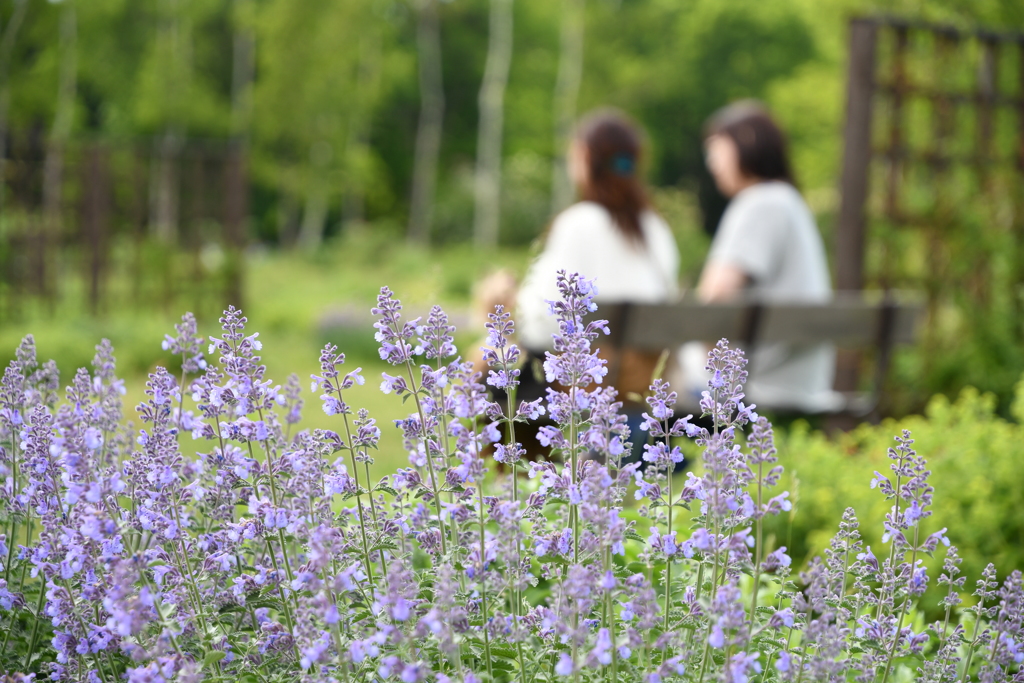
[{"xmin": 0, "ymin": 271, "xmax": 1021, "ymax": 683}]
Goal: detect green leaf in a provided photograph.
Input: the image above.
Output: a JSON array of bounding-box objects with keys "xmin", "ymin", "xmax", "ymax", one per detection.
[
  {"xmin": 370, "ymin": 538, "xmax": 399, "ymax": 553},
  {"xmin": 374, "ymin": 484, "xmax": 398, "ymax": 497},
  {"xmin": 203, "ymin": 650, "xmax": 227, "ymax": 667}
]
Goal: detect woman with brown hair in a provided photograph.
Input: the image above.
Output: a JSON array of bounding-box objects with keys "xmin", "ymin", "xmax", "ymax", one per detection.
[
  {"xmin": 517, "ymin": 109, "xmax": 678, "ymax": 350},
  {"xmin": 514, "ymin": 109, "xmax": 679, "ymax": 460}
]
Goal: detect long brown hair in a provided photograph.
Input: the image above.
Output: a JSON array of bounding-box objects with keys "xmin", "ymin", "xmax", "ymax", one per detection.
[{"xmin": 576, "ymin": 109, "xmax": 650, "ymax": 243}]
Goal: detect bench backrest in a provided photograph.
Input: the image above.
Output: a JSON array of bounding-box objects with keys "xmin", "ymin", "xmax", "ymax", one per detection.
[
  {"xmin": 601, "ymin": 294, "xmax": 922, "ymax": 350},
  {"xmin": 597, "ymin": 293, "xmax": 924, "ymax": 416}
]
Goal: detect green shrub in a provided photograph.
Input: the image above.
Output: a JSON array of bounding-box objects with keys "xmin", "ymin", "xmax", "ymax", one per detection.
[{"xmin": 767, "ymin": 382, "xmax": 1024, "ymax": 591}]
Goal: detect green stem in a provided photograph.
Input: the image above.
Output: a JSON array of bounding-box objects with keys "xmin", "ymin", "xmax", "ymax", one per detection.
[
  {"xmin": 400, "ymin": 359, "xmax": 447, "ymax": 556},
  {"xmin": 477, "ymin": 479, "xmax": 493, "ymax": 679},
  {"xmin": 346, "ymin": 439, "xmax": 377, "ymax": 584},
  {"xmin": 959, "ymin": 592, "xmax": 986, "ymax": 682},
  {"xmin": 748, "ymin": 460, "xmax": 764, "ymax": 641},
  {"xmin": 263, "ymin": 537, "xmax": 302, "ymax": 663},
  {"xmin": 880, "ymin": 524, "xmax": 920, "ymax": 683},
  {"xmin": 686, "ymin": 561, "xmax": 706, "ymax": 649},
  {"xmin": 569, "ymin": 384, "xmax": 580, "ymax": 683},
  {"xmin": 664, "ymin": 422, "xmax": 674, "ymax": 641},
  {"xmin": 60, "ymin": 577, "xmax": 112, "ymax": 683},
  {"xmin": 176, "ymin": 365, "xmax": 188, "ymax": 432}
]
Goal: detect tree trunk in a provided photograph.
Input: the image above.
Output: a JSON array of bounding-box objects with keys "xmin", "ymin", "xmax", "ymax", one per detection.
[
  {"xmin": 42, "ymin": 1, "xmax": 77, "ymax": 216},
  {"xmin": 151, "ymin": 131, "xmax": 182, "ymax": 244},
  {"xmin": 472, "ymin": 0, "xmax": 513, "ymax": 249},
  {"xmin": 550, "ymin": 0, "xmax": 585, "ymax": 215},
  {"xmin": 230, "ymin": 0, "xmax": 255, "ymax": 140},
  {"xmin": 342, "ymin": 31, "xmax": 381, "ymax": 228},
  {"xmin": 226, "ymin": 0, "xmax": 255, "ymax": 307},
  {"xmin": 297, "ymin": 140, "xmax": 333, "ymax": 251},
  {"xmin": 0, "ymin": 0, "xmax": 29, "ymax": 218},
  {"xmin": 152, "ymin": 0, "xmax": 187, "ymax": 245},
  {"xmin": 298, "ymin": 181, "xmax": 329, "ymax": 251},
  {"xmin": 37, "ymin": 0, "xmax": 77, "ymax": 307},
  {"xmin": 408, "ymin": 0, "xmax": 444, "ymax": 245}
]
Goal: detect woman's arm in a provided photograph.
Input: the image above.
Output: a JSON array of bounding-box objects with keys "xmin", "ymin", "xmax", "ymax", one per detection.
[{"xmin": 697, "ymin": 260, "xmax": 749, "ymax": 302}]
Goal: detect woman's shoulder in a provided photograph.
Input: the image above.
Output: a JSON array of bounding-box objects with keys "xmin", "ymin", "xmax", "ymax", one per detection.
[
  {"xmin": 554, "ymin": 201, "xmax": 614, "ymax": 225},
  {"xmin": 640, "ymin": 208, "xmax": 672, "ymax": 233},
  {"xmin": 733, "ymin": 181, "xmax": 806, "ymax": 212},
  {"xmin": 548, "ymin": 201, "xmax": 617, "ymax": 242}
]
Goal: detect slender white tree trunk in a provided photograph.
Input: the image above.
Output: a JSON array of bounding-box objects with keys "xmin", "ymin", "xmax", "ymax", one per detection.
[
  {"xmin": 473, "ymin": 0, "xmax": 513, "ymax": 249},
  {"xmin": 408, "ymin": 0, "xmax": 444, "ymax": 244},
  {"xmin": 42, "ymin": 1, "xmax": 77, "ymax": 222},
  {"xmin": 0, "ymin": 0, "xmax": 29, "ymax": 217},
  {"xmin": 226, "ymin": 0, "xmax": 255, "ymax": 305},
  {"xmin": 342, "ymin": 30, "xmax": 381, "ymax": 228},
  {"xmin": 550, "ymin": 0, "xmax": 585, "ymax": 215},
  {"xmin": 231, "ymin": 0, "xmax": 255, "ymax": 140},
  {"xmin": 297, "ymin": 140, "xmax": 333, "ymax": 251},
  {"xmin": 298, "ymin": 183, "xmax": 329, "ymax": 251},
  {"xmin": 152, "ymin": 0, "xmax": 188, "ymax": 244},
  {"xmin": 152, "ymin": 131, "xmax": 182, "ymax": 244}
]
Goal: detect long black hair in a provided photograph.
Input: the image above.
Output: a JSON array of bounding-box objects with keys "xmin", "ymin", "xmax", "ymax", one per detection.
[{"xmin": 704, "ymin": 100, "xmax": 796, "ymax": 187}]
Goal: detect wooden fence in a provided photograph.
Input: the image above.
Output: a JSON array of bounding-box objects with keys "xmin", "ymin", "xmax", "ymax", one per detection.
[{"xmin": 0, "ymin": 133, "xmax": 247, "ymax": 322}]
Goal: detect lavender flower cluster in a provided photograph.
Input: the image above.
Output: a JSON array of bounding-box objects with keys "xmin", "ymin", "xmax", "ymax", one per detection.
[{"xmin": 0, "ymin": 271, "xmax": 1021, "ymax": 683}]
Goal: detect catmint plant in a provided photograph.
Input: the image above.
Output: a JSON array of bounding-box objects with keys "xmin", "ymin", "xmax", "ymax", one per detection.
[{"xmin": 0, "ymin": 274, "xmax": 1021, "ymax": 683}]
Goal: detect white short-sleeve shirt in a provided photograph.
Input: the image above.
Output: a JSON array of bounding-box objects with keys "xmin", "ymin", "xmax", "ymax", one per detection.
[{"xmin": 517, "ymin": 201, "xmax": 679, "ymax": 351}]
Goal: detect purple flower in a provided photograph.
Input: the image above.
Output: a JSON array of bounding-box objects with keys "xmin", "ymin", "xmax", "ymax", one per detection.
[
  {"xmin": 726, "ymin": 652, "xmax": 761, "ymax": 683},
  {"xmin": 373, "ymin": 287, "xmax": 422, "ymax": 364},
  {"xmin": 586, "ymin": 628, "xmax": 613, "ymax": 667},
  {"xmin": 162, "ymin": 312, "xmax": 207, "ymax": 374},
  {"xmin": 761, "ymin": 546, "xmax": 792, "ymax": 573},
  {"xmin": 555, "ymin": 653, "xmax": 575, "ymax": 676}
]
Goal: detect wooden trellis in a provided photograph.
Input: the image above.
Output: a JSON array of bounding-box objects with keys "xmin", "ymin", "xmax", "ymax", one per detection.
[{"xmin": 835, "ymin": 16, "xmax": 1024, "ymax": 393}]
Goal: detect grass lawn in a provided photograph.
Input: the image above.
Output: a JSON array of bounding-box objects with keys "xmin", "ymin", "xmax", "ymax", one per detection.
[
  {"xmin": 1, "ymin": 232, "xmax": 534, "ymax": 476},
  {"xmin": 1, "ymin": 211, "xmax": 715, "ymax": 476}
]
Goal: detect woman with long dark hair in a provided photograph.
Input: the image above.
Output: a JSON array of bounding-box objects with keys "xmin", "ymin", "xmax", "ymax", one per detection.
[
  {"xmin": 686, "ymin": 100, "xmax": 836, "ymax": 411},
  {"xmin": 514, "ymin": 109, "xmax": 679, "ymax": 458},
  {"xmin": 517, "ymin": 109, "xmax": 678, "ymax": 359}
]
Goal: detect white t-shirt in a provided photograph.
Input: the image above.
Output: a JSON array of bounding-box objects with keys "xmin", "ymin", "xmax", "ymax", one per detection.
[
  {"xmin": 704, "ymin": 181, "xmax": 838, "ymax": 411},
  {"xmin": 517, "ymin": 201, "xmax": 679, "ymax": 351}
]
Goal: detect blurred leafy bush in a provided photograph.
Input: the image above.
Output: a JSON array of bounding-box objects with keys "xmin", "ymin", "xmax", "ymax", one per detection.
[{"xmin": 766, "ymin": 383, "xmax": 1024, "ymax": 592}]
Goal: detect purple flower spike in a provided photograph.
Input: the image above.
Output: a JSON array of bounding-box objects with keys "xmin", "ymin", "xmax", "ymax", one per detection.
[
  {"xmin": 162, "ymin": 312, "xmax": 207, "ymax": 374},
  {"xmin": 422, "ymin": 305, "xmax": 458, "ymax": 361},
  {"xmin": 372, "ymin": 287, "xmax": 423, "ymax": 365}
]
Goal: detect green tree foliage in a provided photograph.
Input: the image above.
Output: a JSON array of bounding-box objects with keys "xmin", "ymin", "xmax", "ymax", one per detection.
[{"xmin": 5, "ymin": 0, "xmax": 1019, "ymax": 240}]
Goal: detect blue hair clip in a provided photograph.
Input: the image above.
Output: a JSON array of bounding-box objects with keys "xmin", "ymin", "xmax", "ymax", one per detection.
[{"xmin": 611, "ymin": 155, "xmax": 635, "ymax": 177}]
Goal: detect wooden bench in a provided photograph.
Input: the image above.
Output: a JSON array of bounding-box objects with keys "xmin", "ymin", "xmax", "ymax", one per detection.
[{"xmin": 598, "ymin": 293, "xmax": 924, "ymax": 419}]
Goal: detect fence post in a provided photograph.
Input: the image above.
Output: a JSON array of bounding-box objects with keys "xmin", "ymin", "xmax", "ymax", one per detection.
[{"xmin": 835, "ymin": 18, "xmax": 878, "ymax": 396}]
